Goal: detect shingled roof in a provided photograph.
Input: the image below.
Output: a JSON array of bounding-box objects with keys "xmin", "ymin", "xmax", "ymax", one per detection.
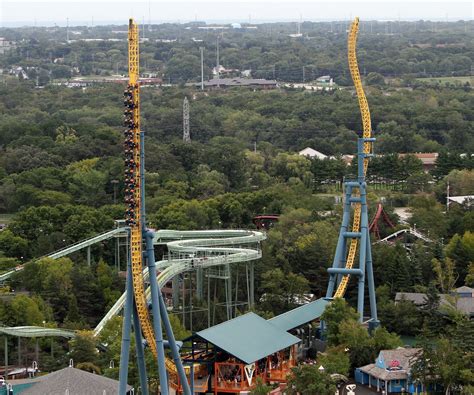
[
  {"xmin": 20, "ymin": 367, "xmax": 132, "ymax": 395},
  {"xmin": 396, "ymin": 290, "xmax": 474, "ymax": 317},
  {"xmin": 359, "ymin": 347, "xmax": 421, "ymax": 381}
]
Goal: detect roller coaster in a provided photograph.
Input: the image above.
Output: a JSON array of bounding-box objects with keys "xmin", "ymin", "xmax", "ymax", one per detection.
[
  {"xmin": 325, "ymin": 17, "xmax": 378, "ymax": 325},
  {"xmin": 94, "ymin": 229, "xmax": 265, "ymax": 336},
  {"xmin": 121, "ymin": 19, "xmax": 269, "ymax": 395},
  {"xmin": 118, "ymin": 16, "xmax": 378, "ymax": 392},
  {"xmin": 1, "ymin": 16, "xmax": 380, "ymax": 394}
]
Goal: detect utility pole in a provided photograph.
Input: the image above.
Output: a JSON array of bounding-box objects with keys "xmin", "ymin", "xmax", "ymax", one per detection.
[
  {"xmin": 66, "ymin": 17, "xmax": 69, "ymax": 42},
  {"xmin": 183, "ymin": 97, "xmax": 190, "ymax": 143},
  {"xmin": 216, "ymin": 35, "xmax": 220, "ymax": 87},
  {"xmin": 148, "ymin": 0, "xmax": 152, "ymax": 31},
  {"xmin": 216, "ymin": 35, "xmax": 220, "ymax": 78},
  {"xmin": 200, "ymin": 47, "xmax": 204, "ymax": 90},
  {"xmin": 446, "ymin": 181, "xmax": 450, "ymax": 212},
  {"xmin": 302, "ymin": 66, "xmax": 305, "ymax": 83}
]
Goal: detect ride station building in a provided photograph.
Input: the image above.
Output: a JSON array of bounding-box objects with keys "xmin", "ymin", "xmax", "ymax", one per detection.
[{"xmin": 169, "ymin": 299, "xmax": 329, "ymax": 394}]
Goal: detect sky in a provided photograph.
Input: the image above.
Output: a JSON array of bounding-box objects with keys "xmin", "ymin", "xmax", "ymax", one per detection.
[{"xmin": 0, "ymin": 0, "xmax": 472, "ymax": 27}]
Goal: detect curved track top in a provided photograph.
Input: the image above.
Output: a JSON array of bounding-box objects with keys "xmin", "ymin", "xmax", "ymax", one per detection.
[
  {"xmin": 0, "ymin": 326, "xmax": 75, "ymax": 338},
  {"xmin": 334, "ymin": 17, "xmax": 373, "ymax": 298},
  {"xmin": 94, "ymin": 228, "xmax": 266, "ymax": 335}
]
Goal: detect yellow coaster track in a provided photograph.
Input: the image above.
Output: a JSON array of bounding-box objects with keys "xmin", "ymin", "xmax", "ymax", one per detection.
[
  {"xmin": 334, "ymin": 17, "xmax": 373, "ymax": 298},
  {"xmin": 124, "ymin": 19, "xmax": 157, "ymax": 357}
]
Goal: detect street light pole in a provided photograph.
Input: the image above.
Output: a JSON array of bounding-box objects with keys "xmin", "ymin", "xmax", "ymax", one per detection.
[{"xmin": 200, "ymin": 47, "xmax": 204, "ymax": 90}]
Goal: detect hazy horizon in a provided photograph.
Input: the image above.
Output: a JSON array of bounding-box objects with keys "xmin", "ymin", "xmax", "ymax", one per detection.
[{"xmin": 1, "ymin": 1, "xmax": 472, "ymax": 27}]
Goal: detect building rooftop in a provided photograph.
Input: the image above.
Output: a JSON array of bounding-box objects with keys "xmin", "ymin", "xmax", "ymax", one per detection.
[
  {"xmin": 195, "ymin": 312, "xmax": 300, "ymax": 364},
  {"xmin": 298, "ymin": 147, "xmax": 327, "ymax": 159},
  {"xmin": 399, "ymin": 152, "xmax": 438, "ymax": 165},
  {"xmin": 269, "ymin": 298, "xmax": 329, "ymax": 332},
  {"xmin": 396, "ymin": 289, "xmax": 474, "ymax": 317},
  {"xmin": 448, "ymin": 195, "xmax": 474, "ymax": 205},
  {"xmin": 359, "ymin": 347, "xmax": 421, "ymax": 381},
  {"xmin": 455, "ymin": 286, "xmax": 474, "ymax": 294},
  {"xmin": 197, "ymin": 78, "xmax": 278, "ymax": 87},
  {"xmin": 20, "ymin": 367, "xmax": 132, "ymax": 395}
]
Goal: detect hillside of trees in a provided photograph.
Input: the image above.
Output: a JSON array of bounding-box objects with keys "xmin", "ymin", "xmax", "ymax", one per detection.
[
  {"xmin": 0, "ymin": 20, "xmax": 473, "ymax": 84},
  {"xmin": 0, "ymin": 23, "xmax": 472, "ymax": 391}
]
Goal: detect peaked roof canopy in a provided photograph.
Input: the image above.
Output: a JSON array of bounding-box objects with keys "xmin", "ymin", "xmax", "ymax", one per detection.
[
  {"xmin": 20, "ymin": 367, "xmax": 132, "ymax": 395},
  {"xmin": 195, "ymin": 312, "xmax": 300, "ymax": 364},
  {"xmin": 269, "ymin": 298, "xmax": 329, "ymax": 332}
]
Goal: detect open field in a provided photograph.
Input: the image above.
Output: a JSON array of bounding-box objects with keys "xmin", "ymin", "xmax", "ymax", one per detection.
[
  {"xmin": 0, "ymin": 214, "xmax": 13, "ymax": 225},
  {"xmin": 415, "ymin": 75, "xmax": 472, "ymax": 84}
]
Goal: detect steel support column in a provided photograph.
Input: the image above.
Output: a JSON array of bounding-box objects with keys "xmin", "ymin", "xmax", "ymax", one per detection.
[
  {"xmin": 196, "ymin": 267, "xmax": 203, "ymax": 300},
  {"xmin": 326, "ymin": 185, "xmax": 351, "ymax": 298},
  {"xmin": 118, "ymin": 244, "xmax": 134, "ymax": 395},
  {"xmin": 86, "ymin": 246, "xmax": 91, "ymax": 266},
  {"xmin": 325, "ymin": 138, "xmax": 378, "ymax": 324},
  {"xmin": 132, "ymin": 304, "xmax": 149, "ymax": 395},
  {"xmin": 225, "ymin": 264, "xmax": 232, "ymax": 320},
  {"xmin": 249, "ymin": 261, "xmax": 254, "ymax": 308},
  {"xmin": 172, "ymin": 276, "xmax": 180, "ymax": 309},
  {"xmin": 158, "ymin": 291, "xmax": 191, "ymax": 395},
  {"xmin": 366, "ymin": 235, "xmax": 378, "ymax": 321},
  {"xmin": 145, "ymin": 230, "xmax": 169, "ymax": 395},
  {"xmin": 35, "ymin": 339, "xmax": 38, "ymax": 365},
  {"xmin": 4, "ymin": 336, "xmax": 8, "ymax": 384}
]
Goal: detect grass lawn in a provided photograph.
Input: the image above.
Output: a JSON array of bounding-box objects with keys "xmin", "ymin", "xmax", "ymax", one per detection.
[
  {"xmin": 0, "ymin": 214, "xmax": 13, "ymax": 225},
  {"xmin": 415, "ymin": 75, "xmax": 472, "ymax": 84}
]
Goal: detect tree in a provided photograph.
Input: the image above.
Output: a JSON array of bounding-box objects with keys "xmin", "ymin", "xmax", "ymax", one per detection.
[
  {"xmin": 251, "ymin": 377, "xmax": 273, "ymax": 395},
  {"xmin": 321, "ymin": 299, "xmax": 359, "ymax": 346},
  {"xmin": 1, "ymin": 295, "xmax": 48, "ymax": 326},
  {"xmin": 432, "ymin": 257, "xmax": 457, "ymax": 293},
  {"xmin": 372, "ymin": 243, "xmax": 412, "ymax": 293},
  {"xmin": 317, "ymin": 347, "xmax": 350, "ymax": 376},
  {"xmin": 259, "ymin": 268, "xmax": 310, "ymax": 315},
  {"xmin": 17, "ymin": 257, "xmax": 75, "ymax": 322},
  {"xmin": 412, "ymin": 337, "xmax": 474, "ymax": 394},
  {"xmin": 378, "ymin": 297, "xmax": 423, "ymax": 336},
  {"xmin": 0, "ymin": 229, "xmax": 28, "ymax": 258},
  {"xmin": 410, "ymin": 198, "xmax": 448, "ymax": 238},
  {"xmin": 438, "ymin": 169, "xmax": 474, "ymax": 196},
  {"xmin": 286, "ymin": 365, "xmax": 336, "ymax": 395},
  {"xmin": 66, "ymin": 158, "xmax": 107, "ymax": 207},
  {"xmin": 420, "ymin": 284, "xmax": 445, "ymax": 335},
  {"xmin": 206, "ymin": 137, "xmax": 247, "ymax": 190},
  {"xmin": 466, "ymin": 262, "xmax": 474, "ymax": 287},
  {"xmin": 365, "ymin": 72, "xmax": 385, "ymax": 85},
  {"xmin": 69, "ymin": 330, "xmax": 99, "ymax": 365},
  {"xmin": 445, "ymin": 232, "xmax": 474, "ymax": 285},
  {"xmin": 152, "ymin": 199, "xmax": 220, "ymax": 230},
  {"xmin": 76, "ymin": 362, "xmax": 101, "ymax": 374}
]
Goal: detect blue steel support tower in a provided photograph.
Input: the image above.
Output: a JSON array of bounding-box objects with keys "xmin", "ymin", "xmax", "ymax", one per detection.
[{"xmin": 326, "ymin": 138, "xmax": 379, "ymax": 327}]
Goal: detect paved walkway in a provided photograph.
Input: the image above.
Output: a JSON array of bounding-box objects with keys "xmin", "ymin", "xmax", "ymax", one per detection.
[
  {"xmin": 339, "ymin": 381, "xmax": 379, "ymax": 395},
  {"xmin": 354, "ymin": 385, "xmax": 380, "ymax": 394}
]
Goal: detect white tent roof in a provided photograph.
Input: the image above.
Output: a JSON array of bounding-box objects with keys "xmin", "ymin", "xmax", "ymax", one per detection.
[
  {"xmin": 298, "ymin": 147, "xmax": 327, "ymax": 159},
  {"xmin": 448, "ymin": 195, "xmax": 473, "ymax": 205}
]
